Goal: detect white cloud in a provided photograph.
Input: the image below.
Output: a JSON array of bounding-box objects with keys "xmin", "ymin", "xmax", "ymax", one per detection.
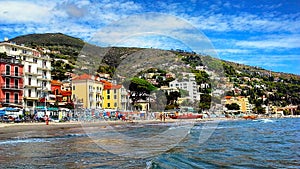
[
  {"xmin": 183, "ymin": 11, "xmax": 300, "ymax": 33},
  {"xmin": 236, "ymin": 34, "xmax": 300, "ymax": 49},
  {"xmin": 0, "ymin": 1, "xmax": 55, "ymax": 24},
  {"xmin": 216, "ymin": 49, "xmax": 251, "ymax": 54}
]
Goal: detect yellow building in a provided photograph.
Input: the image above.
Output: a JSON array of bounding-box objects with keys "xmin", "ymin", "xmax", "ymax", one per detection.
[
  {"xmin": 72, "ymin": 74, "xmax": 103, "ymax": 109},
  {"xmin": 101, "ymin": 80, "xmax": 122, "ymax": 110},
  {"xmin": 224, "ymin": 96, "xmax": 251, "ymax": 113}
]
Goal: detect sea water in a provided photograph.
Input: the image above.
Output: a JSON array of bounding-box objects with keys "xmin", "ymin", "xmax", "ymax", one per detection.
[{"xmin": 0, "ymin": 118, "xmax": 299, "ymax": 168}]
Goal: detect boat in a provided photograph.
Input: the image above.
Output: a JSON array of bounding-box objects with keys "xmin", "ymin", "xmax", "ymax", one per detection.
[
  {"xmin": 169, "ymin": 112, "xmax": 203, "ymax": 119},
  {"xmin": 243, "ymin": 115, "xmax": 257, "ymax": 120}
]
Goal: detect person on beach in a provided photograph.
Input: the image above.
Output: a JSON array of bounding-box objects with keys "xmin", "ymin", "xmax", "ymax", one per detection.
[{"xmin": 159, "ymin": 112, "xmax": 163, "ymax": 121}]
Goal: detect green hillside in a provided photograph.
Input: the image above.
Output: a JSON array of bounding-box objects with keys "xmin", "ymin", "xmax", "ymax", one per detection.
[{"xmin": 6, "ymin": 33, "xmax": 300, "ymax": 113}]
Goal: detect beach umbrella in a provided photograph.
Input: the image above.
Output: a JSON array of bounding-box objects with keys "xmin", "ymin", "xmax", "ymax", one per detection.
[{"xmin": 5, "ymin": 107, "xmax": 17, "ymax": 111}]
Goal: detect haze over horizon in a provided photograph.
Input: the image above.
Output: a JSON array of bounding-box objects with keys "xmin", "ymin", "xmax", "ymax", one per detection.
[{"xmin": 0, "ymin": 0, "xmax": 299, "ymax": 75}]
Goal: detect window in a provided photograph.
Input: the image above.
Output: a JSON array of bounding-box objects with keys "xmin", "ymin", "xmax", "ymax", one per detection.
[
  {"xmin": 28, "ymin": 78, "xmax": 31, "ymax": 85},
  {"xmin": 14, "ymin": 66, "xmax": 19, "ymax": 76},
  {"xmin": 5, "ymin": 65, "xmax": 10, "ymax": 75},
  {"xmin": 107, "ymin": 95, "xmax": 110, "ymax": 99},
  {"xmin": 107, "ymin": 103, "xmax": 110, "ymax": 107},
  {"xmin": 14, "ymin": 93, "xmax": 19, "ymax": 104},
  {"xmin": 114, "ymin": 95, "xmax": 117, "ymax": 99},
  {"xmin": 73, "ymin": 86, "xmax": 75, "ymax": 90},
  {"xmin": 114, "ymin": 102, "xmax": 117, "ymax": 107},
  {"xmin": 5, "ymin": 93, "xmax": 10, "ymax": 103},
  {"xmin": 22, "ymin": 49, "xmax": 27, "ymax": 54},
  {"xmin": 12, "ymin": 47, "xmax": 17, "ymax": 51},
  {"xmin": 107, "ymin": 89, "xmax": 110, "ymax": 94},
  {"xmin": 14, "ymin": 79, "xmax": 18, "ymax": 89},
  {"xmin": 43, "ymin": 71, "xmax": 47, "ymax": 78},
  {"xmin": 114, "ymin": 89, "xmax": 117, "ymax": 93},
  {"xmin": 28, "ymin": 89, "xmax": 31, "ymax": 97},
  {"xmin": 33, "ymin": 58, "xmax": 37, "ymax": 63},
  {"xmin": 28, "ymin": 65, "xmax": 31, "ymax": 73},
  {"xmin": 43, "ymin": 61, "xmax": 46, "ymax": 67},
  {"xmin": 5, "ymin": 78, "xmax": 10, "ymax": 88},
  {"xmin": 23, "ymin": 56, "xmax": 26, "ymax": 61}
]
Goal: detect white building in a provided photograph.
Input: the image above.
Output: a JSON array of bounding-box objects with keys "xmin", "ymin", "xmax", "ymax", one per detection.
[
  {"xmin": 169, "ymin": 72, "xmax": 201, "ymax": 101},
  {"xmin": 0, "ymin": 42, "xmax": 51, "ymax": 113}
]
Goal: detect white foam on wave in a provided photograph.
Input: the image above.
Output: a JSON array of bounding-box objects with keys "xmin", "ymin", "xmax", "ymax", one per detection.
[
  {"xmin": 260, "ymin": 119, "xmax": 275, "ymax": 123},
  {"xmin": 0, "ymin": 138, "xmax": 50, "ymax": 145}
]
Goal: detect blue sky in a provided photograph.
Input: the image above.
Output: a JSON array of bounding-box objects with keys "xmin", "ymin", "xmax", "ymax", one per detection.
[{"xmin": 0, "ymin": 0, "xmax": 299, "ymax": 75}]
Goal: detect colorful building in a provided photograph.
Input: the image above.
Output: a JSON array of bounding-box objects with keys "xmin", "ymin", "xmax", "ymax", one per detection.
[
  {"xmin": 0, "ymin": 42, "xmax": 51, "ymax": 113},
  {"xmin": 72, "ymin": 74, "xmax": 103, "ymax": 109},
  {"xmin": 101, "ymin": 80, "xmax": 122, "ymax": 110},
  {"xmin": 50, "ymin": 80, "xmax": 73, "ymax": 108},
  {"xmin": 0, "ymin": 56, "xmax": 24, "ymax": 108},
  {"xmin": 224, "ymin": 96, "xmax": 251, "ymax": 113}
]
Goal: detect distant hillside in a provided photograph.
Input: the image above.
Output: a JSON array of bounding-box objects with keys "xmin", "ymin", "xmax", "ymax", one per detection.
[
  {"xmin": 8, "ymin": 33, "xmax": 300, "ymax": 82},
  {"xmin": 10, "ymin": 33, "xmax": 85, "ymax": 50}
]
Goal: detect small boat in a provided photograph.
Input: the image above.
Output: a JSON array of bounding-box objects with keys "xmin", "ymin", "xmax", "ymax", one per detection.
[
  {"xmin": 243, "ymin": 115, "xmax": 257, "ymax": 120},
  {"xmin": 169, "ymin": 113, "xmax": 203, "ymax": 119}
]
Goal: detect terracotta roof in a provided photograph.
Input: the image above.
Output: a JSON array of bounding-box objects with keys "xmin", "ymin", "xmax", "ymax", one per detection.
[
  {"xmin": 72, "ymin": 74, "xmax": 92, "ymax": 80},
  {"xmin": 225, "ymin": 96, "xmax": 232, "ymax": 99},
  {"xmin": 100, "ymin": 80, "xmax": 122, "ymax": 90},
  {"xmin": 51, "ymin": 80, "xmax": 62, "ymax": 85}
]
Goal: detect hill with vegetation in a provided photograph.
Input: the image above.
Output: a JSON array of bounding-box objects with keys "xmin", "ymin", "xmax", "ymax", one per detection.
[{"xmin": 8, "ymin": 33, "xmax": 300, "ymax": 114}]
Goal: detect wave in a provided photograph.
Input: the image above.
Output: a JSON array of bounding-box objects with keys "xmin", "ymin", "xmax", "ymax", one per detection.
[
  {"xmin": 0, "ymin": 133, "xmax": 86, "ymax": 145},
  {"xmin": 257, "ymin": 119, "xmax": 275, "ymax": 123},
  {"xmin": 0, "ymin": 138, "xmax": 50, "ymax": 145}
]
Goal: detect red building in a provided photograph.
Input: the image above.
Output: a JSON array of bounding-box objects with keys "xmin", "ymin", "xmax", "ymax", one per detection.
[
  {"xmin": 50, "ymin": 80, "xmax": 73, "ymax": 108},
  {"xmin": 0, "ymin": 56, "xmax": 24, "ymax": 108}
]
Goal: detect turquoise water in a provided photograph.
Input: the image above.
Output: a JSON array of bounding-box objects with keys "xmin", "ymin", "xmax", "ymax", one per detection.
[{"xmin": 0, "ymin": 118, "xmax": 299, "ymax": 168}]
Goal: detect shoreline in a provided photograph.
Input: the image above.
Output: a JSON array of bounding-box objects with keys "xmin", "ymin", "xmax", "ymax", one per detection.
[
  {"xmin": 1, "ymin": 114, "xmax": 299, "ymax": 128},
  {"xmin": 0, "ymin": 116, "xmax": 298, "ymax": 140}
]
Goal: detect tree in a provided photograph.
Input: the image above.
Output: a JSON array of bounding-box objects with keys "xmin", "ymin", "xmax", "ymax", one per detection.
[
  {"xmin": 225, "ymin": 103, "xmax": 240, "ymax": 110},
  {"xmin": 123, "ymin": 77, "xmax": 157, "ymax": 105},
  {"xmin": 199, "ymin": 94, "xmax": 211, "ymax": 111}
]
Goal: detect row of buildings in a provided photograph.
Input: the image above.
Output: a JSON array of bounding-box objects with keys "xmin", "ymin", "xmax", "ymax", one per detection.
[{"xmin": 0, "ymin": 41, "xmax": 130, "ymax": 115}]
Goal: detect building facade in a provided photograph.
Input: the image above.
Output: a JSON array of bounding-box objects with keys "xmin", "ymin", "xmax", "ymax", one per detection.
[
  {"xmin": 72, "ymin": 74, "xmax": 103, "ymax": 109},
  {"xmin": 0, "ymin": 42, "xmax": 52, "ymax": 113},
  {"xmin": 101, "ymin": 80, "xmax": 122, "ymax": 110},
  {"xmin": 0, "ymin": 56, "xmax": 24, "ymax": 108},
  {"xmin": 169, "ymin": 72, "xmax": 201, "ymax": 101}
]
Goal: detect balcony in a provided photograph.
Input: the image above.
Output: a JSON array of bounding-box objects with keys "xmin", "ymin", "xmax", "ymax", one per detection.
[
  {"xmin": 0, "ymin": 57, "xmax": 23, "ymax": 65},
  {"xmin": 24, "ymin": 72, "xmax": 40, "ymax": 76},
  {"xmin": 0, "ymin": 98, "xmax": 23, "ymax": 105},
  {"xmin": 24, "ymin": 84, "xmax": 40, "ymax": 88},
  {"xmin": 1, "ymin": 71, "xmax": 23, "ymax": 78},
  {"xmin": 37, "ymin": 66, "xmax": 51, "ymax": 71},
  {"xmin": 1, "ymin": 83, "xmax": 24, "ymax": 90}
]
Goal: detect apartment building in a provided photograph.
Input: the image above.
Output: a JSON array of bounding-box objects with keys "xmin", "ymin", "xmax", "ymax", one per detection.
[
  {"xmin": 0, "ymin": 42, "xmax": 51, "ymax": 113},
  {"xmin": 223, "ymin": 96, "xmax": 251, "ymax": 113},
  {"xmin": 72, "ymin": 74, "xmax": 104, "ymax": 109},
  {"xmin": 0, "ymin": 56, "xmax": 24, "ymax": 108},
  {"xmin": 169, "ymin": 72, "xmax": 201, "ymax": 101},
  {"xmin": 101, "ymin": 80, "xmax": 122, "ymax": 110}
]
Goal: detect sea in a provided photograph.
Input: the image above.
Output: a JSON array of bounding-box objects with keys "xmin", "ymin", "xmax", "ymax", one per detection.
[{"xmin": 0, "ymin": 118, "xmax": 299, "ymax": 168}]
